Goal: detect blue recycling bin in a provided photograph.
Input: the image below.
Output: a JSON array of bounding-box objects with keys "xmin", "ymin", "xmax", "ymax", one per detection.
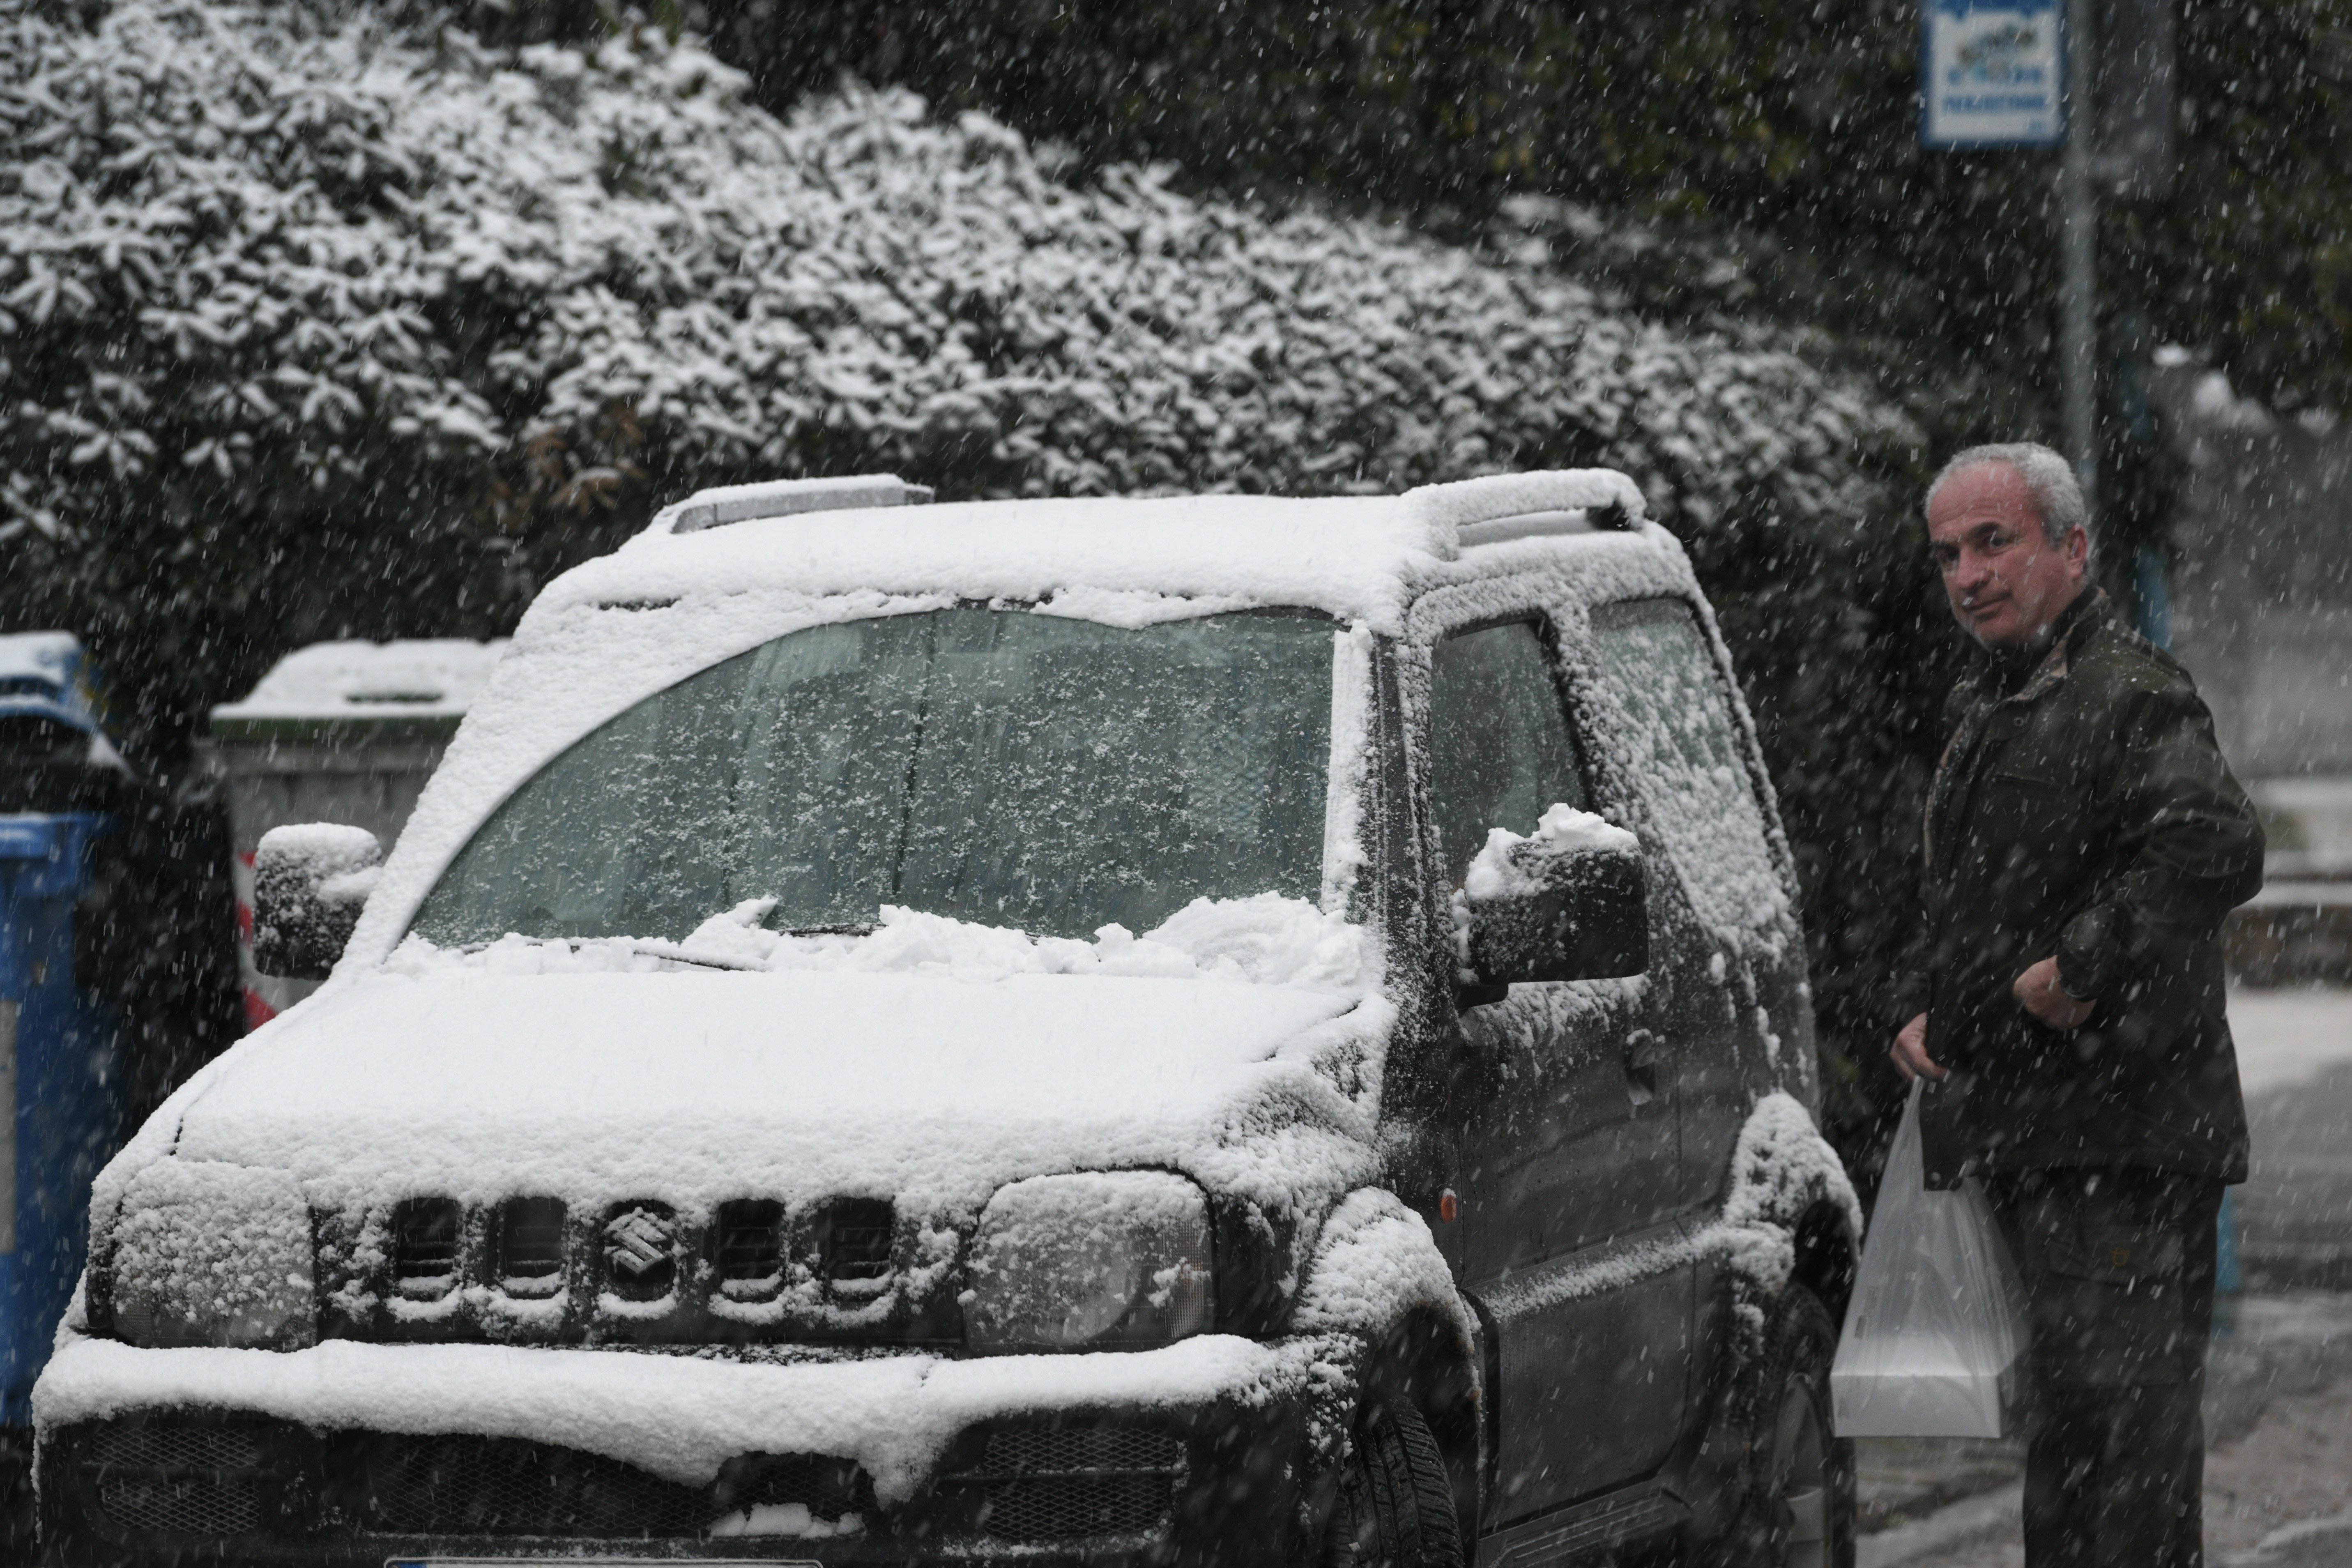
[
  {"xmin": 0, "ymin": 634, "xmax": 132, "ymax": 1425},
  {"xmin": 0, "ymin": 815, "xmax": 124, "ymax": 1423}
]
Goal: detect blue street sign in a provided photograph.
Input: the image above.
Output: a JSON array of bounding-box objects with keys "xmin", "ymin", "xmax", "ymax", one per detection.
[{"xmin": 1923, "ymin": 0, "xmax": 2065, "ymax": 147}]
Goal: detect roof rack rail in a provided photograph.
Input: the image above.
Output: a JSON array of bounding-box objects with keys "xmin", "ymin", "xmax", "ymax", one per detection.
[
  {"xmin": 1453, "ymin": 506, "xmax": 1637, "ymax": 548},
  {"xmin": 655, "ymin": 474, "xmax": 934, "ymax": 536},
  {"xmin": 1400, "ymin": 470, "xmax": 1647, "ymax": 555}
]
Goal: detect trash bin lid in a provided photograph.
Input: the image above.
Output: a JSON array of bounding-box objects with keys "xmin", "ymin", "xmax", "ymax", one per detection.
[
  {"xmin": 0, "ymin": 631, "xmax": 109, "ymax": 738},
  {"xmin": 0, "ymin": 633, "xmax": 132, "ymax": 816},
  {"xmin": 209, "ymin": 639, "xmax": 509, "ymax": 747}
]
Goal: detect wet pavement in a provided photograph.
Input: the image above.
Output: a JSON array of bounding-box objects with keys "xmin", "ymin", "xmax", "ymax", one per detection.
[
  {"xmin": 1859, "ymin": 986, "xmax": 2352, "ymax": 1566},
  {"xmin": 2233, "ymin": 988, "xmax": 2352, "ymax": 1292}
]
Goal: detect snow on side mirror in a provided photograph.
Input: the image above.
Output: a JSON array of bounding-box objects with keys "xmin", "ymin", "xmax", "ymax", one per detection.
[
  {"xmin": 1458, "ymin": 805, "xmax": 1648, "ymax": 989},
  {"xmin": 253, "ymin": 823, "xmax": 382, "ymax": 981}
]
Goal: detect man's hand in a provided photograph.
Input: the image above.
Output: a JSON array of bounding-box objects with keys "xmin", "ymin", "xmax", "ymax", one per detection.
[
  {"xmin": 2014, "ymin": 956, "xmax": 2094, "ymax": 1029},
  {"xmin": 1889, "ymin": 1011, "xmax": 1945, "ymax": 1082}
]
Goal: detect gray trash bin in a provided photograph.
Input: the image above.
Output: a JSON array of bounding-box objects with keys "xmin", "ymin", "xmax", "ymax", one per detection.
[{"xmin": 198, "ymin": 640, "xmax": 504, "ymax": 1027}]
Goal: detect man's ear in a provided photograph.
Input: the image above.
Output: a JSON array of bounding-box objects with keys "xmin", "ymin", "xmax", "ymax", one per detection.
[{"xmin": 2063, "ymin": 524, "xmax": 2091, "ymax": 575}]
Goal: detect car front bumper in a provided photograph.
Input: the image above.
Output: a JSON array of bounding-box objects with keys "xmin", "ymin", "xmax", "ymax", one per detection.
[{"xmin": 35, "ymin": 1330, "xmax": 1342, "ymax": 1568}]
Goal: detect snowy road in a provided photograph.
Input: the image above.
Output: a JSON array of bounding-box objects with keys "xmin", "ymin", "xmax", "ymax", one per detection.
[
  {"xmin": 2233, "ymin": 987, "xmax": 2352, "ymax": 1291},
  {"xmin": 1873, "ymin": 1371, "xmax": 2352, "ymax": 1568}
]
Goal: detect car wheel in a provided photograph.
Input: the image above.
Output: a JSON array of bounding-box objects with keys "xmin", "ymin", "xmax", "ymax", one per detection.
[
  {"xmin": 1321, "ymin": 1398, "xmax": 1462, "ymax": 1568},
  {"xmin": 1719, "ymin": 1284, "xmax": 1856, "ymax": 1568}
]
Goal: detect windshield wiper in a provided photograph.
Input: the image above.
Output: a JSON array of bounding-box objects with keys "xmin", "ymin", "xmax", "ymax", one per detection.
[
  {"xmin": 618, "ymin": 939, "xmax": 769, "ymax": 972},
  {"xmin": 480, "ymin": 933, "xmax": 770, "ymax": 972}
]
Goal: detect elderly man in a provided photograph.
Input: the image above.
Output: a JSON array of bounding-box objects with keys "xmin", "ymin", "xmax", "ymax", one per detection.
[{"xmin": 1890, "ymin": 442, "xmax": 2264, "ymax": 1568}]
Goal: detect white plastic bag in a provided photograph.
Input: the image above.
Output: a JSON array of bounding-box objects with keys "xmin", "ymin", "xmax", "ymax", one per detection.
[{"xmin": 1830, "ymin": 1081, "xmax": 2034, "ymax": 1437}]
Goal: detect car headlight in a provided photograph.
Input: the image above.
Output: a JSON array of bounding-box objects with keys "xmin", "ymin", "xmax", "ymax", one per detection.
[
  {"xmin": 106, "ymin": 1160, "xmax": 317, "ymax": 1350},
  {"xmin": 964, "ymin": 1172, "xmax": 1214, "ymax": 1351}
]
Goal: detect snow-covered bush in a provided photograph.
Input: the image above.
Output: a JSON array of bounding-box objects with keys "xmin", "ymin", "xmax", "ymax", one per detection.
[{"xmin": 2, "ymin": 0, "xmax": 1912, "ymax": 580}]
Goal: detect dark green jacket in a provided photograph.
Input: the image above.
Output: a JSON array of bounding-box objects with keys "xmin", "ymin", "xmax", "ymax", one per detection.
[{"xmin": 1902, "ymin": 591, "xmax": 2264, "ymax": 1188}]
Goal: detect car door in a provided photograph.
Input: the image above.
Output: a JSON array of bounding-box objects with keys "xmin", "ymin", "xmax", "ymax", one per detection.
[
  {"xmin": 1583, "ymin": 597, "xmax": 1800, "ymax": 1209},
  {"xmin": 1426, "ymin": 616, "xmax": 1694, "ymax": 1525}
]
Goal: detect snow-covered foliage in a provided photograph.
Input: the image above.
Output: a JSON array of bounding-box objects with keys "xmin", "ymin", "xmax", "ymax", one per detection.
[
  {"xmin": 0, "ymin": 0, "xmax": 1912, "ymax": 556},
  {"xmin": 254, "ymin": 822, "xmax": 380, "ymax": 889},
  {"xmin": 4, "ymin": 0, "xmax": 1926, "ymax": 1159}
]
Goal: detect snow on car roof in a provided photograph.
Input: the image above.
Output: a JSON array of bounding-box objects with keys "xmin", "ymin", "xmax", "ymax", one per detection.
[{"xmin": 539, "ymin": 469, "xmax": 1658, "ymax": 627}]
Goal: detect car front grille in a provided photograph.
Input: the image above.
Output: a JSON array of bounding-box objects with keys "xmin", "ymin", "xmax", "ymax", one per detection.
[
  {"xmin": 498, "ymin": 1196, "xmax": 566, "ymax": 1280},
  {"xmin": 716, "ymin": 1451, "xmax": 876, "ymax": 1522},
  {"xmin": 318, "ymin": 1192, "xmax": 951, "ymax": 1343},
  {"xmin": 716, "ymin": 1198, "xmax": 785, "ymax": 1281},
  {"xmin": 949, "ymin": 1425, "xmax": 1188, "ymax": 1544},
  {"xmin": 92, "ymin": 1425, "xmax": 264, "ymax": 1471},
  {"xmin": 390, "ymin": 1196, "xmax": 462, "ymax": 1289},
  {"xmin": 352, "ymin": 1434, "xmax": 710, "ymax": 1537},
  {"xmin": 68, "ymin": 1415, "xmax": 1182, "ymax": 1549},
  {"xmin": 98, "ymin": 1472, "xmax": 264, "ymax": 1536},
  {"xmin": 87, "ymin": 1422, "xmax": 271, "ymax": 1538},
  {"xmin": 820, "ymin": 1197, "xmax": 895, "ymax": 1282},
  {"xmin": 983, "ymin": 1473, "xmax": 1181, "ymax": 1541}
]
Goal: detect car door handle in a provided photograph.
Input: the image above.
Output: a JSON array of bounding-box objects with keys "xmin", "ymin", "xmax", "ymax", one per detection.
[{"xmin": 1623, "ymin": 1029, "xmax": 1661, "ymax": 1105}]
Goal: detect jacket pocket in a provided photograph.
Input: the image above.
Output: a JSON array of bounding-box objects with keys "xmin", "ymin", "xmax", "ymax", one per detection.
[{"xmin": 2051, "ymin": 1223, "xmax": 2184, "ymax": 1285}]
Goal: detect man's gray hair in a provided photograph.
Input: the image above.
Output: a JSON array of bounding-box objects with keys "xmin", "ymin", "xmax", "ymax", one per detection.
[{"xmin": 1925, "ymin": 442, "xmax": 2088, "ymax": 544}]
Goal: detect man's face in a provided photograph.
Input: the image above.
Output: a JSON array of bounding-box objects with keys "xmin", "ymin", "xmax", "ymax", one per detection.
[{"xmin": 1926, "ymin": 462, "xmax": 2090, "ymax": 651}]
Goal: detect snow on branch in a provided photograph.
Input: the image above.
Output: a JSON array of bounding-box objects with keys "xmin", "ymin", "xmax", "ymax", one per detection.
[{"xmin": 1, "ymin": 0, "xmax": 1915, "ymax": 553}]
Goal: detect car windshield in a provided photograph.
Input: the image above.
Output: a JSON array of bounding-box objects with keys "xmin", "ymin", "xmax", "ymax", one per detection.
[{"xmin": 409, "ymin": 607, "xmax": 1336, "ymax": 945}]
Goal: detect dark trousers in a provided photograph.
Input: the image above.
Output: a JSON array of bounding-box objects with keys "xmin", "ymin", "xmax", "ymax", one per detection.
[{"xmin": 1984, "ymin": 1168, "xmax": 2223, "ymax": 1568}]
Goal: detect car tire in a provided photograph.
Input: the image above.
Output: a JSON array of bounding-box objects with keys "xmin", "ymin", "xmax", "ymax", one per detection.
[
  {"xmin": 1321, "ymin": 1398, "xmax": 1463, "ymax": 1568},
  {"xmin": 1716, "ymin": 1283, "xmax": 1856, "ymax": 1568}
]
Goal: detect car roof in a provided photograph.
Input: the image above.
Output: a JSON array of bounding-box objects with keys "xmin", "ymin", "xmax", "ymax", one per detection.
[{"xmin": 530, "ymin": 470, "xmax": 1673, "ymax": 632}]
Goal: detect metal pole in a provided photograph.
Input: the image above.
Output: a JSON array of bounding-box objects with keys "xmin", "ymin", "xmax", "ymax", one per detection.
[{"xmin": 2061, "ymin": 0, "xmax": 2100, "ymax": 541}]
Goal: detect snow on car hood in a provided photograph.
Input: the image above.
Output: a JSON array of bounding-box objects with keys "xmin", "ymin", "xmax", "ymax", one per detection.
[{"xmin": 112, "ymin": 908, "xmax": 1391, "ymax": 1228}]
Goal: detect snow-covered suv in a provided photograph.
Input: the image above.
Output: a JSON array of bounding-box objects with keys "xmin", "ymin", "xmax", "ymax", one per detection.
[{"xmin": 39, "ymin": 470, "xmax": 1861, "ymax": 1568}]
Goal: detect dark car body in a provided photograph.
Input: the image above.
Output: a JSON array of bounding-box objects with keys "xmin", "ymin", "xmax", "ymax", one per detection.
[{"xmin": 39, "ymin": 473, "xmax": 1858, "ymax": 1568}]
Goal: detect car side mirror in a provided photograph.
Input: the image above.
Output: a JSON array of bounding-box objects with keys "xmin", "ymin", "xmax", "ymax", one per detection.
[
  {"xmin": 1457, "ymin": 810, "xmax": 1648, "ymax": 989},
  {"xmin": 252, "ymin": 824, "xmax": 382, "ymax": 981}
]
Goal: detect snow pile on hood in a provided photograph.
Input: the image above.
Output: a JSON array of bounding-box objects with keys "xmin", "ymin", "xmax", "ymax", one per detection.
[
  {"xmin": 387, "ymin": 893, "xmax": 1372, "ymax": 996},
  {"xmin": 1461, "ymin": 803, "xmax": 1641, "ymax": 901}
]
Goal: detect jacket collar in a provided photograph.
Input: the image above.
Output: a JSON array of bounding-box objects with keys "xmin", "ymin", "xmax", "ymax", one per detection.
[{"xmin": 1957, "ymin": 586, "xmax": 2108, "ymax": 711}]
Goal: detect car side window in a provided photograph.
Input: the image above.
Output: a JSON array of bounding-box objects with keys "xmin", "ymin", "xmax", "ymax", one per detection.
[
  {"xmin": 1585, "ymin": 598, "xmax": 1783, "ymax": 942},
  {"xmin": 1427, "ymin": 620, "xmax": 1589, "ymax": 887}
]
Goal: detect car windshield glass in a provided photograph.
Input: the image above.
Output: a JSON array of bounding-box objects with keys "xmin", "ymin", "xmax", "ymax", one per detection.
[{"xmin": 409, "ymin": 607, "xmax": 1335, "ymax": 944}]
